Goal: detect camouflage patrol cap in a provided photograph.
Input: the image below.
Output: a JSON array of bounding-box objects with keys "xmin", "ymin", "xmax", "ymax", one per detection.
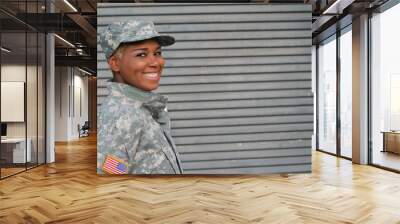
[{"xmin": 98, "ymin": 20, "xmax": 175, "ymax": 59}]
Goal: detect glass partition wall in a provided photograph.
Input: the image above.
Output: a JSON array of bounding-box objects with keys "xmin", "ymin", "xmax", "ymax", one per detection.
[
  {"xmin": 315, "ymin": 1, "xmax": 400, "ymax": 172},
  {"xmin": 1, "ymin": 30, "xmax": 28, "ymax": 177},
  {"xmin": 316, "ymin": 25, "xmax": 352, "ymax": 159},
  {"xmin": 339, "ymin": 27, "xmax": 352, "ymax": 159},
  {"xmin": 370, "ymin": 3, "xmax": 400, "ymax": 171},
  {"xmin": 0, "ymin": 1, "xmax": 46, "ymax": 179},
  {"xmin": 317, "ymin": 35, "xmax": 337, "ymax": 155}
]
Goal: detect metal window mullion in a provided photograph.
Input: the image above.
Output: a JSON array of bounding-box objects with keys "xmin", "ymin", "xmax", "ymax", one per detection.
[
  {"xmin": 336, "ymin": 27, "xmax": 341, "ymax": 157},
  {"xmin": 0, "ymin": 20, "xmax": 2, "ymax": 179},
  {"xmin": 60, "ymin": 67, "xmax": 62, "ymax": 117},
  {"xmin": 69, "ymin": 68, "xmax": 71, "ymax": 118},
  {"xmin": 316, "ymin": 44, "xmax": 319, "ymax": 150},
  {"xmin": 44, "ymin": 32, "xmax": 47, "ymax": 165},
  {"xmin": 44, "ymin": 34, "xmax": 47, "ymax": 164},
  {"xmin": 36, "ymin": 0, "xmax": 39, "ymax": 167},
  {"xmin": 73, "ymin": 68, "xmax": 75, "ymax": 118},
  {"xmin": 367, "ymin": 11, "xmax": 373, "ymax": 165},
  {"xmin": 25, "ymin": 0, "xmax": 28, "ymax": 171}
]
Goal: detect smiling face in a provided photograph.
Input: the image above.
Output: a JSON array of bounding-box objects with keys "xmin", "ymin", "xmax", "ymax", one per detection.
[{"xmin": 108, "ymin": 39, "xmax": 165, "ymax": 91}]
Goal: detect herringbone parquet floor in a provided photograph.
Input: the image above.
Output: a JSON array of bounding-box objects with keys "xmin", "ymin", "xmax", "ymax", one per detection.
[{"xmin": 0, "ymin": 135, "xmax": 399, "ymax": 224}]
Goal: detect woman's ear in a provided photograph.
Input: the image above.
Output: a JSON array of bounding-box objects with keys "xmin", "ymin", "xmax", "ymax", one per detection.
[{"xmin": 108, "ymin": 55, "xmax": 120, "ymax": 73}]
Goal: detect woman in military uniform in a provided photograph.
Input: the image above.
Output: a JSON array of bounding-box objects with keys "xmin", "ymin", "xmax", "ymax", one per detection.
[{"xmin": 97, "ymin": 20, "xmax": 183, "ymax": 174}]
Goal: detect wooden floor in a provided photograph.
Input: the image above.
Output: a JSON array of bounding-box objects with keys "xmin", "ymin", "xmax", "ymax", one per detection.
[
  {"xmin": 0, "ymin": 167, "xmax": 26, "ymax": 177},
  {"xmin": 1, "ymin": 163, "xmax": 44, "ymax": 178},
  {"xmin": 372, "ymin": 150, "xmax": 400, "ymax": 171},
  {"xmin": 0, "ymin": 135, "xmax": 400, "ymax": 224}
]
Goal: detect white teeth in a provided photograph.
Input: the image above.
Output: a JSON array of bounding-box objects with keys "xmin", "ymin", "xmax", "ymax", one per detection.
[{"xmin": 144, "ymin": 73, "xmax": 159, "ymax": 79}]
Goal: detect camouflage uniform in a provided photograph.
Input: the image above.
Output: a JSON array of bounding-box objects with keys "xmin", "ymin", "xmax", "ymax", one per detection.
[
  {"xmin": 97, "ymin": 81, "xmax": 183, "ymax": 174},
  {"xmin": 97, "ymin": 20, "xmax": 182, "ymax": 174}
]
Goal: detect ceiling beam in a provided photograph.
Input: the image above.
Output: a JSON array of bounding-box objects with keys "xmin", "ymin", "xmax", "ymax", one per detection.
[
  {"xmin": 67, "ymin": 13, "xmax": 96, "ymax": 47},
  {"xmin": 55, "ymin": 55, "xmax": 96, "ymax": 72}
]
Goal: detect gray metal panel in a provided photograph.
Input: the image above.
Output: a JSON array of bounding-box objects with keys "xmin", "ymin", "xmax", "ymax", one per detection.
[
  {"xmin": 156, "ymin": 81, "xmax": 311, "ymax": 94},
  {"xmin": 99, "ymin": 79, "xmax": 311, "ymax": 94},
  {"xmin": 98, "ymin": 46, "xmax": 311, "ymax": 59},
  {"xmin": 172, "ymin": 114, "xmax": 313, "ymax": 128},
  {"xmin": 99, "ymin": 55, "xmax": 311, "ymax": 67},
  {"xmin": 154, "ymin": 22, "xmax": 311, "ymax": 32},
  {"xmin": 98, "ymin": 39, "xmax": 309, "ymax": 52},
  {"xmin": 182, "ymin": 156, "xmax": 311, "ymax": 169},
  {"xmin": 97, "ymin": 64, "xmax": 311, "ymax": 78},
  {"xmin": 98, "ymin": 88, "xmax": 312, "ymax": 100},
  {"xmin": 167, "ymin": 97, "xmax": 313, "ymax": 110},
  {"xmin": 98, "ymin": 3, "xmax": 311, "ymax": 14},
  {"xmin": 180, "ymin": 148, "xmax": 311, "ymax": 161},
  {"xmin": 165, "ymin": 89, "xmax": 313, "ymax": 101},
  {"xmin": 169, "ymin": 106, "xmax": 313, "ymax": 119},
  {"xmin": 97, "ymin": 3, "xmax": 312, "ymax": 174},
  {"xmin": 161, "ymin": 30, "xmax": 311, "ymax": 40},
  {"xmin": 183, "ymin": 164, "xmax": 311, "ymax": 174},
  {"xmin": 172, "ymin": 123, "xmax": 312, "ymax": 136},
  {"xmin": 97, "ymin": 89, "xmax": 314, "ymax": 105},
  {"xmin": 178, "ymin": 139, "xmax": 311, "ymax": 153},
  {"xmin": 160, "ymin": 72, "xmax": 311, "ymax": 85},
  {"xmin": 173, "ymin": 131, "xmax": 312, "ymax": 145},
  {"xmin": 98, "ymin": 13, "xmax": 311, "ymax": 24}
]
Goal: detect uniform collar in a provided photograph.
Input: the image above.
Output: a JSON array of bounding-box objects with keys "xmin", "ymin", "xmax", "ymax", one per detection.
[{"xmin": 108, "ymin": 80, "xmax": 168, "ymax": 121}]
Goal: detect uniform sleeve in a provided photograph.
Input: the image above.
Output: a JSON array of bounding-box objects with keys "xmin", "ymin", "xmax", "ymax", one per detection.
[{"xmin": 97, "ymin": 104, "xmax": 144, "ymax": 174}]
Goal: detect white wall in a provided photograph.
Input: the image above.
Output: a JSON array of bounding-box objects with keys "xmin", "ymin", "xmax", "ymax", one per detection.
[
  {"xmin": 71, "ymin": 71, "xmax": 89, "ymax": 138},
  {"xmin": 46, "ymin": 1, "xmax": 56, "ymax": 164},
  {"xmin": 1, "ymin": 65, "xmax": 26, "ymax": 140},
  {"xmin": 55, "ymin": 66, "xmax": 69, "ymax": 141},
  {"xmin": 352, "ymin": 14, "xmax": 369, "ymax": 164},
  {"xmin": 1, "ymin": 65, "xmax": 34, "ymax": 137},
  {"xmin": 312, "ymin": 45, "xmax": 316, "ymax": 150},
  {"xmin": 55, "ymin": 67, "xmax": 89, "ymax": 141}
]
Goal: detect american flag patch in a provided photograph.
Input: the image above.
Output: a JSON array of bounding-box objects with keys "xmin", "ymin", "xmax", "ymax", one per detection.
[{"xmin": 102, "ymin": 155, "xmax": 128, "ymax": 174}]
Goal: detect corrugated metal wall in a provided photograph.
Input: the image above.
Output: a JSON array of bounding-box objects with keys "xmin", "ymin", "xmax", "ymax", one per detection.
[{"xmin": 97, "ymin": 3, "xmax": 312, "ymax": 174}]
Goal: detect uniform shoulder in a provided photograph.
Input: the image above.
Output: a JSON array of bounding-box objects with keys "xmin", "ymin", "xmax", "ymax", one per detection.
[
  {"xmin": 99, "ymin": 93, "xmax": 143, "ymax": 114},
  {"xmin": 98, "ymin": 95, "xmax": 146, "ymax": 128}
]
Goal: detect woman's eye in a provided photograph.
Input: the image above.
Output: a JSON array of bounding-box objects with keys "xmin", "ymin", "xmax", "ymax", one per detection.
[
  {"xmin": 136, "ymin": 52, "xmax": 147, "ymax": 57},
  {"xmin": 155, "ymin": 51, "xmax": 162, "ymax": 56}
]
